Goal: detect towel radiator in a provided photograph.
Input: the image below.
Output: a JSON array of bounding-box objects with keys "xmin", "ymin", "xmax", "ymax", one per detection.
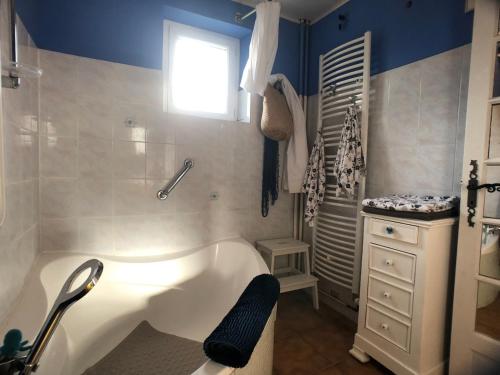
[{"xmin": 312, "ymin": 32, "xmax": 371, "ymax": 310}]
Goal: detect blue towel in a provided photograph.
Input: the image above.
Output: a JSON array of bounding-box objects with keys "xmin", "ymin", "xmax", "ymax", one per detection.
[{"xmin": 203, "ymin": 274, "xmax": 280, "ymax": 368}]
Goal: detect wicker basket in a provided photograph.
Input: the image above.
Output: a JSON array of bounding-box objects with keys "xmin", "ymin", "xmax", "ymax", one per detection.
[{"xmin": 261, "ymin": 84, "xmax": 293, "ymax": 141}]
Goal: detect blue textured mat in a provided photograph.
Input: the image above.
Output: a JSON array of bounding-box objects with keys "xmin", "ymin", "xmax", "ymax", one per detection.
[{"xmin": 203, "ymin": 274, "xmax": 279, "ymax": 368}]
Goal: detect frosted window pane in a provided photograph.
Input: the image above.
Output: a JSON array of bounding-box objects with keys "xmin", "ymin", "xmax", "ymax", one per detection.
[{"xmin": 171, "ymin": 36, "xmax": 229, "ymax": 115}]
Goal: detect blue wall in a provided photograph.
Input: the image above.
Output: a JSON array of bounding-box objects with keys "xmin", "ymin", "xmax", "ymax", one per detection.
[
  {"xmin": 308, "ymin": 0, "xmax": 473, "ymax": 95},
  {"xmin": 16, "ymin": 0, "xmax": 474, "ymax": 96},
  {"xmin": 16, "ymin": 0, "xmax": 301, "ymax": 91}
]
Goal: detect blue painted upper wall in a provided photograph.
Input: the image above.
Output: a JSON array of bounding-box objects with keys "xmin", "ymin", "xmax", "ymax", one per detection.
[
  {"xmin": 16, "ymin": 0, "xmax": 301, "ymax": 91},
  {"xmin": 16, "ymin": 0, "xmax": 474, "ymax": 97},
  {"xmin": 308, "ymin": 0, "xmax": 473, "ymax": 95}
]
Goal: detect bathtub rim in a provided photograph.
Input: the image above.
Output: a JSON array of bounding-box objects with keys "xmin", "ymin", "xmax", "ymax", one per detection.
[{"xmin": 0, "ymin": 237, "xmax": 273, "ymax": 375}]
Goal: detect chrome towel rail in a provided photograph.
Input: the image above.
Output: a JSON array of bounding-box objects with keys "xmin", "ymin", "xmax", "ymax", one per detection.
[{"xmin": 157, "ymin": 159, "xmax": 194, "ymax": 200}]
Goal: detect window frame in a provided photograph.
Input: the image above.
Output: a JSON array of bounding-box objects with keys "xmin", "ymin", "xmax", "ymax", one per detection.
[{"xmin": 163, "ymin": 20, "xmax": 240, "ymax": 121}]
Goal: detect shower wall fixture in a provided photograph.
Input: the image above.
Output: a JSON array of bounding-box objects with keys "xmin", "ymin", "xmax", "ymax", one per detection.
[
  {"xmin": 157, "ymin": 159, "xmax": 194, "ymax": 200},
  {"xmin": 1, "ymin": 0, "xmax": 42, "ymax": 89},
  {"xmin": 312, "ymin": 32, "xmax": 371, "ymax": 310}
]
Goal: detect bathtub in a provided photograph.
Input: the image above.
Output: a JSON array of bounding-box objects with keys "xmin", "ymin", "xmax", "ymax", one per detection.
[{"xmin": 0, "ymin": 238, "xmax": 276, "ymax": 375}]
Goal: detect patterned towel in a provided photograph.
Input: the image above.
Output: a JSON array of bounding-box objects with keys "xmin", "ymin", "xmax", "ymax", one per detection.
[
  {"xmin": 333, "ymin": 104, "xmax": 365, "ymax": 197},
  {"xmin": 302, "ymin": 130, "xmax": 326, "ymax": 227},
  {"xmin": 362, "ymin": 195, "xmax": 459, "ymax": 213}
]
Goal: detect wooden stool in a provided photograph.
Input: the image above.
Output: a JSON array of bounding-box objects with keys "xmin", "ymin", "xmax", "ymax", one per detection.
[{"xmin": 256, "ymin": 238, "xmax": 319, "ymax": 310}]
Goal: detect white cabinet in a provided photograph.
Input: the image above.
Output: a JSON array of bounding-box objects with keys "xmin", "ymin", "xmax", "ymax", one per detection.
[{"xmin": 350, "ymin": 212, "xmax": 457, "ymax": 375}]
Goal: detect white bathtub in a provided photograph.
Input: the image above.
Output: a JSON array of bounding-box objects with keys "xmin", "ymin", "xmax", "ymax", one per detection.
[{"xmin": 0, "ymin": 238, "xmax": 276, "ymax": 375}]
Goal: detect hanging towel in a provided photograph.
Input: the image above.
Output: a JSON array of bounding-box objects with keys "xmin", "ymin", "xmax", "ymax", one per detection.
[
  {"xmin": 240, "ymin": 2, "xmax": 281, "ymax": 96},
  {"xmin": 302, "ymin": 130, "xmax": 326, "ymax": 226},
  {"xmin": 269, "ymin": 74, "xmax": 308, "ymax": 193},
  {"xmin": 261, "ymin": 136, "xmax": 280, "ymax": 217},
  {"xmin": 333, "ymin": 104, "xmax": 365, "ymax": 197}
]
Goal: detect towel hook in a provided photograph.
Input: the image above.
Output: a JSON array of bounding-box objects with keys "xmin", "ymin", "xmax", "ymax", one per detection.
[{"xmin": 325, "ymin": 83, "xmax": 336, "ymax": 97}]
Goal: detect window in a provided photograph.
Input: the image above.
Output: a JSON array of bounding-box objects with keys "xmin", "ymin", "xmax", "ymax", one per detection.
[{"xmin": 163, "ymin": 21, "xmax": 240, "ymax": 121}]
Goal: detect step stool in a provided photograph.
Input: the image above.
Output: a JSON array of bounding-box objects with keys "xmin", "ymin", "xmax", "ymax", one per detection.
[{"xmin": 256, "ymin": 238, "xmax": 319, "ymax": 310}]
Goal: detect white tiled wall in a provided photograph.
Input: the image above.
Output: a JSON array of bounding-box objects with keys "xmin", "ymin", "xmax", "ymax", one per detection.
[
  {"xmin": 38, "ymin": 50, "xmax": 294, "ymax": 255},
  {"xmin": 307, "ymin": 45, "xmax": 471, "ymax": 199},
  {"xmin": 367, "ymin": 45, "xmax": 471, "ymax": 197},
  {"xmin": 0, "ymin": 10, "xmax": 40, "ymax": 322}
]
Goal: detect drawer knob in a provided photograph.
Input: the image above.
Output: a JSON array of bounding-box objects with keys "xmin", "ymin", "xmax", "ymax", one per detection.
[
  {"xmin": 385, "ymin": 259, "xmax": 394, "ymax": 266},
  {"xmin": 383, "ymin": 291, "xmax": 391, "ymax": 299},
  {"xmin": 381, "ymin": 323, "xmax": 390, "ymax": 331},
  {"xmin": 385, "ymin": 226, "xmax": 394, "ymax": 234}
]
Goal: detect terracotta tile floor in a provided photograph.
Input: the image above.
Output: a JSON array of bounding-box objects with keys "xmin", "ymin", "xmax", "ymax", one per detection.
[{"xmin": 273, "ymin": 291, "xmax": 392, "ymax": 375}]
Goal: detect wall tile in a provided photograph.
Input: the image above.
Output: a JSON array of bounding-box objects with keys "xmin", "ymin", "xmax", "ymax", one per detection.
[
  {"xmin": 21, "ymin": 129, "xmax": 37, "ymax": 180},
  {"xmin": 113, "ymin": 215, "xmax": 176, "ymax": 254},
  {"xmin": 112, "ymin": 63, "xmax": 163, "ymax": 109},
  {"xmin": 416, "ymin": 144, "xmax": 456, "ymax": 195},
  {"xmin": 78, "ymin": 96, "xmax": 114, "ymax": 140},
  {"xmin": 78, "ymin": 178, "xmax": 113, "ymax": 217},
  {"xmin": 145, "ymin": 180, "xmax": 177, "ymax": 215},
  {"xmin": 38, "ymin": 50, "xmax": 294, "ymax": 258},
  {"xmin": 76, "ymin": 57, "xmax": 117, "ymax": 101},
  {"xmin": 40, "ymin": 49, "xmax": 78, "ymax": 96},
  {"xmin": 21, "ymin": 180, "xmax": 37, "ymax": 231},
  {"xmin": 113, "ymin": 140, "xmax": 146, "ymax": 179},
  {"xmin": 2, "ymin": 79, "xmax": 36, "ymax": 130},
  {"xmin": 0, "ymin": 184, "xmax": 23, "ymax": 244},
  {"xmin": 113, "ymin": 179, "xmax": 148, "ymax": 215},
  {"xmin": 385, "ymin": 63, "xmax": 420, "ymax": 146},
  {"xmin": 420, "ymin": 47, "xmax": 462, "ymax": 98},
  {"xmin": 365, "ymin": 45, "xmax": 470, "ymax": 198},
  {"xmin": 41, "ymin": 136, "xmax": 78, "ymax": 178},
  {"xmin": 147, "ymin": 110, "xmax": 175, "ymax": 144},
  {"xmin": 419, "ymin": 94, "xmax": 459, "ymax": 145},
  {"xmin": 40, "ymin": 87, "xmax": 79, "ymax": 137},
  {"xmin": 146, "ymin": 143, "xmax": 175, "ymax": 179},
  {"xmin": 79, "ymin": 135, "xmax": 113, "ymax": 179},
  {"xmin": 0, "ymin": 10, "xmax": 40, "ymax": 324},
  {"xmin": 112, "ymin": 101, "xmax": 147, "ymax": 142},
  {"xmin": 41, "ymin": 178, "xmax": 79, "ymax": 218},
  {"xmin": 4, "ymin": 122, "xmax": 24, "ymax": 183},
  {"xmin": 175, "ymin": 212, "xmax": 210, "ymax": 251},
  {"xmin": 41, "ymin": 218, "xmax": 79, "ymax": 252},
  {"xmin": 79, "ymin": 217, "xmax": 114, "ymax": 253},
  {"xmin": 174, "ymin": 115, "xmax": 221, "ymax": 145}
]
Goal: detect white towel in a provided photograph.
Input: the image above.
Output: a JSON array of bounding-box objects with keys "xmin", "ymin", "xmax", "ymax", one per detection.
[
  {"xmin": 333, "ymin": 104, "xmax": 365, "ymax": 197},
  {"xmin": 269, "ymin": 74, "xmax": 308, "ymax": 193},
  {"xmin": 302, "ymin": 130, "xmax": 326, "ymax": 226},
  {"xmin": 240, "ymin": 2, "xmax": 281, "ymax": 96}
]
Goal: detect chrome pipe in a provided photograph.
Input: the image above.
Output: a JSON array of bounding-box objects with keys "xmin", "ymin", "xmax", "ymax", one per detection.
[
  {"xmin": 235, "ymin": 9, "xmax": 256, "ymax": 23},
  {"xmin": 157, "ymin": 159, "xmax": 194, "ymax": 200},
  {"xmin": 234, "ymin": 0, "xmax": 272, "ymax": 24},
  {"xmin": 2, "ymin": 0, "xmax": 20, "ymax": 89}
]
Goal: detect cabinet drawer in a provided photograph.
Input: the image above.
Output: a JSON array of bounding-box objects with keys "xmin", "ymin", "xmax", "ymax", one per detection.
[
  {"xmin": 369, "ymin": 218, "xmax": 419, "ymax": 245},
  {"xmin": 368, "ymin": 275, "xmax": 414, "ymax": 318},
  {"xmin": 366, "ymin": 305, "xmax": 411, "ymax": 352},
  {"xmin": 369, "ymin": 244, "xmax": 416, "ymax": 284}
]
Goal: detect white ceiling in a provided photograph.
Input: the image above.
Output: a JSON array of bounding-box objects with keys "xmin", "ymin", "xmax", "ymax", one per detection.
[{"xmin": 232, "ymin": 0, "xmax": 349, "ymax": 24}]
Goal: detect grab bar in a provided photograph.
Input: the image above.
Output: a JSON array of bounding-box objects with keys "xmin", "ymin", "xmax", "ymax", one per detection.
[{"xmin": 157, "ymin": 159, "xmax": 194, "ymax": 200}]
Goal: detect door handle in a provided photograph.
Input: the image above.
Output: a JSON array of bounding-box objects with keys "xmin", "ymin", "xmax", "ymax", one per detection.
[{"xmin": 466, "ymin": 160, "xmax": 500, "ymax": 227}]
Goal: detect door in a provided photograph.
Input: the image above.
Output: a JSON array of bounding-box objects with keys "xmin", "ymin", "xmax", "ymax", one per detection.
[{"xmin": 450, "ymin": 1, "xmax": 500, "ymax": 374}]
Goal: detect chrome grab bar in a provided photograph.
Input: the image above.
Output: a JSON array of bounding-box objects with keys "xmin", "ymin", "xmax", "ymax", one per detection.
[{"xmin": 157, "ymin": 159, "xmax": 194, "ymax": 200}]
